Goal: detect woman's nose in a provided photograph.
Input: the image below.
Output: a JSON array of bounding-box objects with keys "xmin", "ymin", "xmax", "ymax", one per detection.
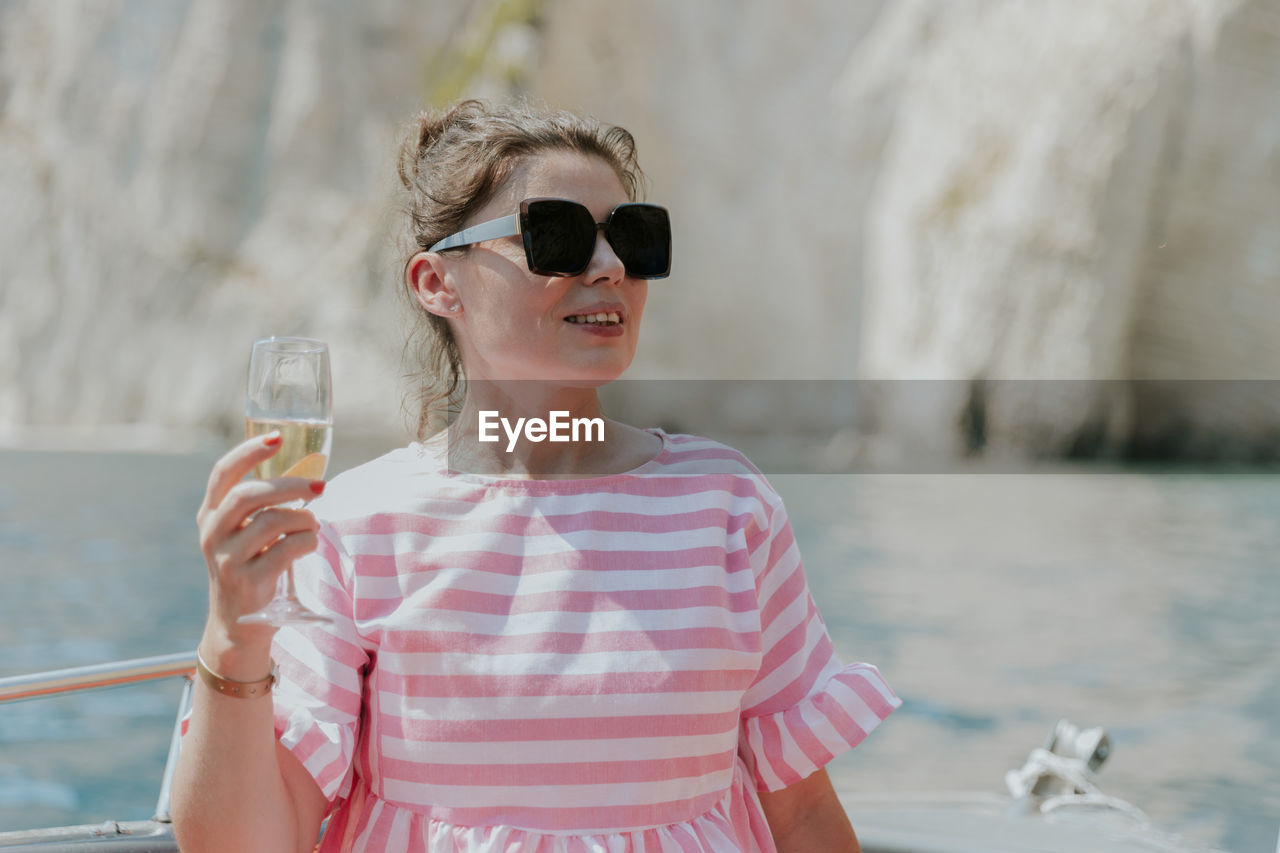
[{"xmin": 585, "ymin": 227, "xmax": 625, "ymax": 284}]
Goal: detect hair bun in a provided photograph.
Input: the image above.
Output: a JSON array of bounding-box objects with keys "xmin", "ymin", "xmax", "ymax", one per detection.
[{"xmin": 398, "ymin": 100, "xmax": 487, "ymax": 190}]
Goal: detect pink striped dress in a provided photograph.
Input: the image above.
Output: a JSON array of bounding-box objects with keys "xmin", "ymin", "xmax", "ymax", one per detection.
[{"xmin": 272, "ymin": 429, "xmax": 900, "ymax": 852}]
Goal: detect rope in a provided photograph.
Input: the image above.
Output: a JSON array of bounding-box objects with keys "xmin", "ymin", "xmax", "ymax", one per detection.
[{"xmin": 1005, "ymin": 747, "xmax": 1152, "ymax": 825}]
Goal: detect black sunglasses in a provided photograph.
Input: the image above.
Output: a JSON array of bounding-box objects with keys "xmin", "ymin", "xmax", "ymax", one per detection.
[{"xmin": 428, "ymin": 198, "xmax": 672, "ymax": 279}]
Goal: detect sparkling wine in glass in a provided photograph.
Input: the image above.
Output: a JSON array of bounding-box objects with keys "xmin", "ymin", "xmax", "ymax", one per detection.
[{"xmin": 238, "ymin": 336, "xmax": 334, "ymax": 626}]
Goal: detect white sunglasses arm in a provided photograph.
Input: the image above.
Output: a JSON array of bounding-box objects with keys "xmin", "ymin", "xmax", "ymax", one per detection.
[{"xmin": 427, "ymin": 214, "xmax": 521, "ymax": 252}]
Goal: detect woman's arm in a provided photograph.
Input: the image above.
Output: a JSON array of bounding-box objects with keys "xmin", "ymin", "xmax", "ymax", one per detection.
[
  {"xmin": 170, "ymin": 435, "xmax": 330, "ymax": 853},
  {"xmin": 757, "ymin": 768, "xmax": 862, "ymax": 853},
  {"xmin": 173, "ymin": 659, "xmax": 328, "ymax": 853}
]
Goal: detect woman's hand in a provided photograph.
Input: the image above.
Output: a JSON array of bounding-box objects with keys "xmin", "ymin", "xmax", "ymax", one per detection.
[
  {"xmin": 177, "ymin": 430, "xmax": 330, "ymax": 853},
  {"xmin": 196, "ymin": 432, "xmax": 323, "ymax": 655}
]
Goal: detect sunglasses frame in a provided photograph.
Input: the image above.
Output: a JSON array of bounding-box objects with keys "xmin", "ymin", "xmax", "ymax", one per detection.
[{"xmin": 427, "ymin": 197, "xmax": 671, "ymax": 279}]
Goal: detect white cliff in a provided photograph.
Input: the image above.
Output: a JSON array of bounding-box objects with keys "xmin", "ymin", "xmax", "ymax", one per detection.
[
  {"xmin": 846, "ymin": 0, "xmax": 1280, "ymax": 459},
  {"xmin": 0, "ymin": 0, "xmax": 454, "ymax": 439}
]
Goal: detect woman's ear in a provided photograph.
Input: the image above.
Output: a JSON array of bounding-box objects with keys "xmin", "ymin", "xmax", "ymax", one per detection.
[{"xmin": 406, "ymin": 252, "xmax": 462, "ymax": 316}]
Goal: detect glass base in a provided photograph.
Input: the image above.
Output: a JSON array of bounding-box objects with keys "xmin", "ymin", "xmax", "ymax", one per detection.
[{"xmin": 237, "ymin": 597, "xmax": 333, "ymax": 627}]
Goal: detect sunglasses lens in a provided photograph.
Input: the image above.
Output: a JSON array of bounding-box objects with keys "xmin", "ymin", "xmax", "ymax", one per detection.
[
  {"xmin": 608, "ymin": 205, "xmax": 671, "ymax": 279},
  {"xmin": 525, "ymin": 200, "xmax": 596, "ymax": 275},
  {"xmin": 523, "ymin": 199, "xmax": 672, "ymax": 278}
]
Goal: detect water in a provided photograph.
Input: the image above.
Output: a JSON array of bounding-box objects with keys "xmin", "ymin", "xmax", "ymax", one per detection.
[{"xmin": 1, "ymin": 447, "xmax": 1277, "ymax": 851}]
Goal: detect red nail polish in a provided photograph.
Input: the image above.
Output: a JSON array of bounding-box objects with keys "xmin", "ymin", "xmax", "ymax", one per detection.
[
  {"xmin": 263, "ymin": 432, "xmax": 282, "ymax": 447},
  {"xmin": 309, "ymin": 480, "xmax": 325, "ymax": 495}
]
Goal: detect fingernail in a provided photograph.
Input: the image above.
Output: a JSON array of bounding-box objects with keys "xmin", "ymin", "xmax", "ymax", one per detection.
[
  {"xmin": 309, "ymin": 480, "xmax": 325, "ymax": 495},
  {"xmin": 263, "ymin": 431, "xmax": 282, "ymax": 447}
]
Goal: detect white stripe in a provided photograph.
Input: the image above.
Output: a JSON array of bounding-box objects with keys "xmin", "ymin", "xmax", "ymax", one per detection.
[
  {"xmin": 366, "ymin": 605, "xmax": 763, "ymax": 637},
  {"xmin": 741, "ymin": 596, "xmax": 821, "ymax": 705},
  {"xmin": 471, "ymin": 486, "xmax": 765, "ymax": 518},
  {"xmin": 381, "ymin": 690, "xmax": 745, "ymax": 720},
  {"xmin": 826, "ymin": 680, "xmax": 884, "ymax": 734},
  {"xmin": 852, "ymin": 662, "xmax": 901, "ymax": 703},
  {"xmin": 322, "ymin": 470, "xmax": 773, "ymax": 522},
  {"xmin": 771, "ymin": 719, "xmax": 807, "ymax": 782},
  {"xmin": 761, "ymin": 634, "xmax": 845, "ymax": 706},
  {"xmin": 759, "ymin": 574, "xmax": 812, "ymax": 638},
  {"xmin": 801, "ymin": 699, "xmax": 857, "ymax": 758},
  {"xmin": 379, "ymin": 732, "xmax": 736, "ymax": 765},
  {"xmin": 749, "ymin": 730, "xmax": 785, "ymax": 791},
  {"xmin": 846, "ymin": 662, "xmax": 901, "ymax": 706},
  {"xmin": 343, "ymin": 524, "xmax": 745, "ymax": 559},
  {"xmin": 386, "ymin": 802, "xmax": 412, "ymax": 851},
  {"xmin": 382, "ymin": 769, "xmax": 733, "ymax": 809},
  {"xmin": 751, "ymin": 538, "xmax": 802, "ymax": 607},
  {"xmin": 277, "ymin": 712, "xmax": 352, "ymax": 800},
  {"xmin": 370, "ymin": 613, "xmax": 761, "ymax": 647},
  {"xmin": 356, "ymin": 563, "xmax": 755, "ymax": 600},
  {"xmin": 274, "ymin": 669, "xmax": 360, "ymax": 726},
  {"xmin": 351, "ymin": 795, "xmax": 383, "ymax": 851},
  {"xmin": 376, "ymin": 647, "xmax": 757, "ymax": 678},
  {"xmin": 275, "ymin": 629, "xmax": 364, "ymax": 688}
]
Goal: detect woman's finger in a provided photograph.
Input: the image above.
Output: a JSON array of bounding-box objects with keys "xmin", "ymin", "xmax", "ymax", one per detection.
[
  {"xmin": 199, "ymin": 477, "xmax": 325, "ymax": 553},
  {"xmin": 206, "ymin": 529, "xmax": 320, "ymax": 625},
  {"xmin": 220, "ymin": 506, "xmax": 319, "ymax": 568},
  {"xmin": 201, "ymin": 432, "xmax": 284, "ymax": 514},
  {"xmin": 244, "ymin": 529, "xmax": 320, "ymax": 582}
]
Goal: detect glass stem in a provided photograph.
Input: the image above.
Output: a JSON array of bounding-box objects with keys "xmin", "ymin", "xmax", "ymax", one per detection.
[{"xmin": 283, "ymin": 566, "xmax": 301, "ymax": 603}]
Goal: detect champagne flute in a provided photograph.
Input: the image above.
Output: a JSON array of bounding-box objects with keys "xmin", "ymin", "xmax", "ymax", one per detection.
[{"xmin": 238, "ymin": 336, "xmax": 334, "ymax": 626}]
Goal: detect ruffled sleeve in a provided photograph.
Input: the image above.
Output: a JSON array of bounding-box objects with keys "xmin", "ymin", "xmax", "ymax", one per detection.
[
  {"xmin": 738, "ymin": 492, "xmax": 901, "ymax": 792},
  {"xmin": 270, "ymin": 521, "xmax": 370, "ymax": 802}
]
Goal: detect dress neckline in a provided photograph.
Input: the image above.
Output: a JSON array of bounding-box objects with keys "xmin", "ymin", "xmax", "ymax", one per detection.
[{"xmin": 407, "ymin": 427, "xmax": 672, "ymax": 491}]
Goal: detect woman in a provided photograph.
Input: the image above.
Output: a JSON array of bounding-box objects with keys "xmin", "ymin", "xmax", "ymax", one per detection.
[{"xmin": 172, "ymin": 100, "xmax": 899, "ymax": 853}]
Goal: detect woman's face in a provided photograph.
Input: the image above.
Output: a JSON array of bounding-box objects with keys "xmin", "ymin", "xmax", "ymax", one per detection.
[{"xmin": 445, "ymin": 151, "xmax": 648, "ymax": 387}]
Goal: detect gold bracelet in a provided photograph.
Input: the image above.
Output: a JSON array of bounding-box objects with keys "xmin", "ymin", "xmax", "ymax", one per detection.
[{"xmin": 195, "ymin": 649, "xmax": 278, "ymax": 699}]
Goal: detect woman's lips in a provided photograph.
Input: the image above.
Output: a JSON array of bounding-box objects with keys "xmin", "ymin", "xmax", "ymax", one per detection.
[
  {"xmin": 563, "ymin": 306, "xmax": 626, "ymax": 338},
  {"xmin": 565, "ymin": 319, "xmax": 625, "ymax": 337}
]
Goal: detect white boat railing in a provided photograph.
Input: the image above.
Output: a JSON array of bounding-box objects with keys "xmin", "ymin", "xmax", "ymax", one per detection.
[
  {"xmin": 0, "ymin": 652, "xmax": 196, "ymax": 704},
  {"xmin": 0, "ymin": 652, "xmax": 197, "ymax": 824}
]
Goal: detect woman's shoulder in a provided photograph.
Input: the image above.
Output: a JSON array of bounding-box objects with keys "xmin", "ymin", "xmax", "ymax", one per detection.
[
  {"xmin": 651, "ymin": 429, "xmax": 764, "ymax": 476},
  {"xmin": 650, "ymin": 430, "xmax": 781, "ymax": 498}
]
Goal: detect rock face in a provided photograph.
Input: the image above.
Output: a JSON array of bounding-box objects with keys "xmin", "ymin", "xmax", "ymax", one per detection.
[
  {"xmin": 0, "ymin": 0, "xmax": 457, "ymax": 439},
  {"xmin": 847, "ymin": 0, "xmax": 1280, "ymax": 460},
  {"xmin": 1, "ymin": 0, "xmax": 1277, "ymax": 458},
  {"xmin": 534, "ymin": 0, "xmax": 1280, "ymax": 460}
]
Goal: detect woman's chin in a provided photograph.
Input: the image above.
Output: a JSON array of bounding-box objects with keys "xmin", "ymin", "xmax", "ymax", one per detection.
[
  {"xmin": 539, "ymin": 369, "xmax": 628, "ymax": 389},
  {"xmin": 477, "ymin": 363, "xmax": 632, "ymax": 388},
  {"xmin": 528, "ymin": 354, "xmax": 636, "ymax": 387}
]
